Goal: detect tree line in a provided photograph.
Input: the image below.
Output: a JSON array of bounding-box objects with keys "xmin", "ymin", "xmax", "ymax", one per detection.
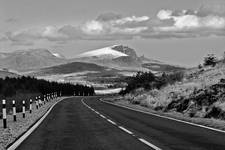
[
  {"xmin": 0, "ymin": 76, "xmax": 95, "ymax": 98},
  {"xmin": 120, "ymin": 71, "xmax": 184, "ymax": 95}
]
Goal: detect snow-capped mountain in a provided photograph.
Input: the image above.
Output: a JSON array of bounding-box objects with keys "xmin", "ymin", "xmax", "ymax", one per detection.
[
  {"xmin": 52, "ymin": 53, "xmax": 65, "ymax": 58},
  {"xmin": 0, "ymin": 45, "xmax": 185, "ymax": 74},
  {"xmin": 76, "ymin": 45, "xmax": 128, "ymax": 59},
  {"xmin": 71, "ymin": 45, "xmax": 185, "ymax": 72}
]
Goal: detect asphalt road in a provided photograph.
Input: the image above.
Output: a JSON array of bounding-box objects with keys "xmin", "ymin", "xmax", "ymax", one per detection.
[{"xmin": 17, "ymin": 96, "xmax": 225, "ymax": 150}]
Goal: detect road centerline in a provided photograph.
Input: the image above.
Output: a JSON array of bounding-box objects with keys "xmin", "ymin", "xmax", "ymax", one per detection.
[{"xmin": 81, "ymin": 98, "xmax": 162, "ymax": 150}]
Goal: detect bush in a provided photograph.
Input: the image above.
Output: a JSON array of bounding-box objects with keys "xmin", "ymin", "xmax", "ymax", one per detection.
[
  {"xmin": 204, "ymin": 54, "xmax": 217, "ymax": 67},
  {"xmin": 120, "ymin": 71, "xmax": 184, "ymax": 95}
]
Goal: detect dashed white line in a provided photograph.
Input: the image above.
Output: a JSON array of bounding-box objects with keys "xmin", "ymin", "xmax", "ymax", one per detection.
[
  {"xmin": 8, "ymin": 97, "xmax": 68, "ymax": 150},
  {"xmin": 81, "ymin": 98, "xmax": 162, "ymax": 150},
  {"xmin": 107, "ymin": 119, "xmax": 117, "ymax": 125},
  {"xmin": 139, "ymin": 138, "xmax": 162, "ymax": 150},
  {"xmin": 118, "ymin": 126, "xmax": 133, "ymax": 135},
  {"xmin": 100, "ymin": 114, "xmax": 106, "ymax": 119}
]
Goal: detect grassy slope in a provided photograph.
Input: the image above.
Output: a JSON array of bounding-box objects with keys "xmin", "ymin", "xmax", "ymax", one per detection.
[{"xmin": 115, "ymin": 62, "xmax": 225, "ymax": 127}]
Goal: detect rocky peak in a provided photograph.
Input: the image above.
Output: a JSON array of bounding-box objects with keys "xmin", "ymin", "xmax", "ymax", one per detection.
[{"xmin": 111, "ymin": 45, "xmax": 138, "ymax": 59}]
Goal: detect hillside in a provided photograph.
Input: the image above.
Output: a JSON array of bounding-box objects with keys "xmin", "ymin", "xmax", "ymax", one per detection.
[
  {"xmin": 0, "ymin": 49, "xmax": 66, "ymax": 71},
  {"xmin": 0, "ymin": 45, "xmax": 185, "ymax": 74},
  {"xmin": 76, "ymin": 46, "xmax": 128, "ymax": 59},
  {"xmin": 72, "ymin": 45, "xmax": 184, "ymax": 72},
  {"xmin": 118, "ymin": 61, "xmax": 225, "ymax": 122},
  {"xmin": 0, "ymin": 70, "xmax": 19, "ymax": 78},
  {"xmin": 142, "ymin": 62, "xmax": 185, "ymax": 72},
  {"xmin": 30, "ymin": 61, "xmax": 109, "ymax": 76}
]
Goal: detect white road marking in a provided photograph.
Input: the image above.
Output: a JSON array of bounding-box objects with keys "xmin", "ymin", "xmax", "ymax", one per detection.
[
  {"xmin": 99, "ymin": 99, "xmax": 225, "ymax": 134},
  {"xmin": 139, "ymin": 138, "xmax": 162, "ymax": 150},
  {"xmin": 82, "ymin": 98, "xmax": 162, "ymax": 150},
  {"xmin": 7, "ymin": 97, "xmax": 68, "ymax": 150},
  {"xmin": 107, "ymin": 119, "xmax": 117, "ymax": 125},
  {"xmin": 100, "ymin": 114, "xmax": 106, "ymax": 119},
  {"xmin": 118, "ymin": 126, "xmax": 133, "ymax": 135}
]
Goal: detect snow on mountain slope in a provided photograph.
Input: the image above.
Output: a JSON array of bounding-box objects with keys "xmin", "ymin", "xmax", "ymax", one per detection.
[
  {"xmin": 77, "ymin": 46, "xmax": 128, "ymax": 59},
  {"xmin": 52, "ymin": 53, "xmax": 65, "ymax": 58}
]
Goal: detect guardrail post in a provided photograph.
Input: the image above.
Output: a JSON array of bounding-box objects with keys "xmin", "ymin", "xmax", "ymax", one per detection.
[
  {"xmin": 2, "ymin": 100, "xmax": 7, "ymax": 128},
  {"xmin": 38, "ymin": 96, "xmax": 42, "ymax": 107},
  {"xmin": 12, "ymin": 100, "xmax": 16, "ymax": 121},
  {"xmin": 29, "ymin": 99, "xmax": 32, "ymax": 113},
  {"xmin": 43, "ymin": 96, "xmax": 45, "ymax": 105},
  {"xmin": 45, "ymin": 95, "xmax": 47, "ymax": 102},
  {"xmin": 22, "ymin": 100, "xmax": 25, "ymax": 118},
  {"xmin": 35, "ymin": 97, "xmax": 39, "ymax": 109}
]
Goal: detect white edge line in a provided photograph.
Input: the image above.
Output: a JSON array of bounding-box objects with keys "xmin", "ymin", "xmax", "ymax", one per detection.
[
  {"xmin": 107, "ymin": 119, "xmax": 116, "ymax": 125},
  {"xmin": 118, "ymin": 126, "xmax": 133, "ymax": 135},
  {"xmin": 82, "ymin": 99, "xmax": 161, "ymax": 150},
  {"xmin": 99, "ymin": 99, "xmax": 225, "ymax": 134},
  {"xmin": 7, "ymin": 97, "xmax": 68, "ymax": 150},
  {"xmin": 139, "ymin": 138, "xmax": 162, "ymax": 150}
]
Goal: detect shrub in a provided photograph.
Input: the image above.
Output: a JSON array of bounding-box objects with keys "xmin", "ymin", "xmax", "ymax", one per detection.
[
  {"xmin": 203, "ymin": 54, "xmax": 217, "ymax": 67},
  {"xmin": 120, "ymin": 71, "xmax": 184, "ymax": 95}
]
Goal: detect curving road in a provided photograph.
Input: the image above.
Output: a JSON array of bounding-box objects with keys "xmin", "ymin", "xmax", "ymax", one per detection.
[{"xmin": 17, "ymin": 96, "xmax": 225, "ymax": 150}]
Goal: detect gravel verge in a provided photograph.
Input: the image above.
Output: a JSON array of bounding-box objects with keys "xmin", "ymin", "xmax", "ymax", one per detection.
[{"xmin": 0, "ymin": 97, "xmax": 68, "ymax": 150}]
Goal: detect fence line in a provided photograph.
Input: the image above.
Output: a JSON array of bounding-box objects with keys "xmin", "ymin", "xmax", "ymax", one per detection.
[{"xmin": 1, "ymin": 91, "xmax": 93, "ymax": 129}]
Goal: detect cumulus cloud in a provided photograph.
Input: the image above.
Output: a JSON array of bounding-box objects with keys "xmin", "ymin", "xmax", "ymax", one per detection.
[
  {"xmin": 3, "ymin": 13, "xmax": 150, "ymax": 44},
  {"xmin": 82, "ymin": 20, "xmax": 105, "ymax": 35},
  {"xmin": 3, "ymin": 3, "xmax": 225, "ymax": 44},
  {"xmin": 157, "ymin": 10, "xmax": 173, "ymax": 20},
  {"xmin": 81, "ymin": 13, "xmax": 149, "ymax": 36},
  {"xmin": 155, "ymin": 8, "xmax": 225, "ymax": 37}
]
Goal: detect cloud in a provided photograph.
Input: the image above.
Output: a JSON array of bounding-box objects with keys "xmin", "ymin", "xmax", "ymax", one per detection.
[
  {"xmin": 157, "ymin": 10, "xmax": 173, "ymax": 20},
  {"xmin": 82, "ymin": 20, "xmax": 105, "ymax": 35},
  {"xmin": 96, "ymin": 12, "xmax": 122, "ymax": 22},
  {"xmin": 2, "ymin": 3, "xmax": 225, "ymax": 44},
  {"xmin": 155, "ymin": 8, "xmax": 225, "ymax": 37},
  {"xmin": 81, "ymin": 13, "xmax": 149, "ymax": 37}
]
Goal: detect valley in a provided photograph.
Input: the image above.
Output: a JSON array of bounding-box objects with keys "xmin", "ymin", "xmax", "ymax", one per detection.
[{"xmin": 0, "ymin": 45, "xmax": 184, "ymax": 90}]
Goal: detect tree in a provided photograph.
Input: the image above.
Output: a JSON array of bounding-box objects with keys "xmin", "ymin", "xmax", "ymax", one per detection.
[
  {"xmin": 198, "ymin": 64, "xmax": 203, "ymax": 69},
  {"xmin": 204, "ymin": 54, "xmax": 217, "ymax": 67}
]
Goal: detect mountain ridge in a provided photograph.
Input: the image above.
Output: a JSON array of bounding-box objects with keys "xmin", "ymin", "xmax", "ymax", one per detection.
[
  {"xmin": 0, "ymin": 49, "xmax": 67, "ymax": 71},
  {"xmin": 0, "ymin": 45, "xmax": 185, "ymax": 73}
]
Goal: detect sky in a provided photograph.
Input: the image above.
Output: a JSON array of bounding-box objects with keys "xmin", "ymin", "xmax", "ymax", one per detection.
[{"xmin": 0, "ymin": 0, "xmax": 225, "ymax": 67}]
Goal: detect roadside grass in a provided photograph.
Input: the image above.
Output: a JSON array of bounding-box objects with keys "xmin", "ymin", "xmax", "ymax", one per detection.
[{"xmin": 103, "ymin": 97, "xmax": 225, "ymax": 131}]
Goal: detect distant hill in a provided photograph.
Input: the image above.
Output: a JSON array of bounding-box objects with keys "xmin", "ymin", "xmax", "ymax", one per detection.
[
  {"xmin": 0, "ymin": 70, "xmax": 19, "ymax": 78},
  {"xmin": 29, "ymin": 61, "xmax": 113, "ymax": 76},
  {"xmin": 0, "ymin": 49, "xmax": 67, "ymax": 71},
  {"xmin": 111, "ymin": 45, "xmax": 138, "ymax": 59},
  {"xmin": 0, "ymin": 45, "xmax": 185, "ymax": 74},
  {"xmin": 142, "ymin": 63, "xmax": 185, "ymax": 72},
  {"xmin": 71, "ymin": 45, "xmax": 185, "ymax": 72},
  {"xmin": 76, "ymin": 45, "xmax": 128, "ymax": 59}
]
